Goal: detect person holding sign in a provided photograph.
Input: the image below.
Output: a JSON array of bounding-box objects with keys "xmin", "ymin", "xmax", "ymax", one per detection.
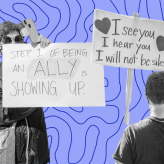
[
  {"xmin": 0, "ymin": 21, "xmax": 51, "ymax": 164},
  {"xmin": 113, "ymin": 71, "xmax": 164, "ymax": 164}
]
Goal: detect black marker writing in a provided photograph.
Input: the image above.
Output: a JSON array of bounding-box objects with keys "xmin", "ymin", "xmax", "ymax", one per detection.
[
  {"xmin": 69, "ymin": 81, "xmax": 85, "ymax": 96},
  {"xmin": 112, "ymin": 19, "xmax": 121, "ymax": 35},
  {"xmin": 13, "ymin": 64, "xmax": 24, "ymax": 72},
  {"xmin": 50, "ymin": 48, "xmax": 59, "ymax": 57},
  {"xmin": 10, "ymin": 80, "xmax": 57, "ymax": 96},
  {"xmin": 95, "ymin": 50, "xmax": 103, "ymax": 61},
  {"xmin": 10, "ymin": 50, "xmax": 31, "ymax": 59},
  {"xmin": 102, "ymin": 37, "xmax": 108, "ymax": 47},
  {"xmin": 34, "ymin": 60, "xmax": 46, "ymax": 76}
]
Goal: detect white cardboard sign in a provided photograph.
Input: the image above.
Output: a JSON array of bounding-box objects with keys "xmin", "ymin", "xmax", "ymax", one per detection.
[
  {"xmin": 3, "ymin": 43, "xmax": 105, "ymax": 107},
  {"xmin": 92, "ymin": 9, "xmax": 164, "ymax": 71}
]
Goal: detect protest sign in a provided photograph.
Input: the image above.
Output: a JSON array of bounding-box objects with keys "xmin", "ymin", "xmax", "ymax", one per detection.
[
  {"xmin": 3, "ymin": 43, "xmax": 105, "ymax": 107},
  {"xmin": 92, "ymin": 9, "xmax": 164, "ymax": 71}
]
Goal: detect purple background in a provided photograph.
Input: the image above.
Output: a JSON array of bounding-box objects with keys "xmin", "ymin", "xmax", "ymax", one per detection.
[{"xmin": 0, "ymin": 0, "xmax": 163, "ymax": 163}]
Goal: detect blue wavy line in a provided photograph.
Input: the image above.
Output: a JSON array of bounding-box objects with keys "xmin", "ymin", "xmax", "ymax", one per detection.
[
  {"xmin": 110, "ymin": 0, "xmax": 120, "ymax": 14},
  {"xmin": 54, "ymin": 0, "xmax": 71, "ymax": 43},
  {"xmin": 44, "ymin": 107, "xmax": 49, "ymax": 113},
  {"xmin": 45, "ymin": 106, "xmax": 84, "ymax": 113},
  {"xmin": 141, "ymin": 109, "xmax": 150, "ymax": 120},
  {"xmin": 146, "ymin": 0, "xmax": 150, "ymax": 19},
  {"xmin": 46, "ymin": 116, "xmax": 72, "ymax": 164},
  {"xmin": 138, "ymin": 0, "xmax": 142, "ymax": 13},
  {"xmin": 124, "ymin": 0, "xmax": 128, "ymax": 15},
  {"xmin": 30, "ymin": 0, "xmax": 50, "ymax": 31},
  {"xmin": 106, "ymin": 67, "xmax": 121, "ymax": 102},
  {"xmin": 103, "ymin": 117, "xmax": 124, "ymax": 164},
  {"xmin": 0, "ymin": 9, "xmax": 21, "ymax": 22},
  {"xmin": 159, "ymin": 0, "xmax": 164, "ymax": 20},
  {"xmin": 25, "ymin": 37, "xmax": 30, "ymax": 43},
  {"xmin": 25, "ymin": 0, "xmax": 50, "ymax": 43},
  {"xmin": 52, "ymin": 104, "xmax": 119, "ymax": 124},
  {"xmin": 47, "ymin": 134, "xmax": 52, "ymax": 150},
  {"xmin": 89, "ymin": 24, "xmax": 93, "ymax": 33},
  {"xmin": 141, "ymin": 70, "xmax": 146, "ymax": 86},
  {"xmin": 86, "ymin": 125, "xmax": 100, "ymax": 164},
  {"xmin": 46, "ymin": 115, "xmax": 99, "ymax": 163},
  {"xmin": 69, "ymin": 107, "xmax": 84, "ymax": 113},
  {"xmin": 12, "ymin": 3, "xmax": 37, "ymax": 22},
  {"xmin": 47, "ymin": 135, "xmax": 52, "ymax": 164},
  {"xmin": 68, "ymin": 125, "xmax": 100, "ymax": 163},
  {"xmin": 141, "ymin": 69, "xmax": 155, "ymax": 87},
  {"xmin": 67, "ymin": 0, "xmax": 82, "ymax": 42},
  {"xmin": 84, "ymin": 0, "xmax": 95, "ymax": 42},
  {"xmin": 129, "ymin": 69, "xmax": 142, "ymax": 112},
  {"xmin": 104, "ymin": 77, "xmax": 109, "ymax": 87},
  {"xmin": 41, "ymin": 0, "xmax": 61, "ymax": 39},
  {"xmin": 12, "ymin": 4, "xmax": 26, "ymax": 20},
  {"xmin": 47, "ymin": 127, "xmax": 60, "ymax": 164},
  {"xmin": 0, "ymin": 17, "xmax": 5, "ymax": 22}
]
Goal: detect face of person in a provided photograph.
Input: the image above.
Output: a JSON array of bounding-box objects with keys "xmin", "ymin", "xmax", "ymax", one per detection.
[{"xmin": 0, "ymin": 31, "xmax": 24, "ymax": 55}]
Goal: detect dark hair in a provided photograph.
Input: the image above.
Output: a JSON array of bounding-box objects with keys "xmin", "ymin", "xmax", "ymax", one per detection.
[
  {"xmin": 0, "ymin": 21, "xmax": 24, "ymax": 42},
  {"xmin": 146, "ymin": 71, "xmax": 164, "ymax": 105}
]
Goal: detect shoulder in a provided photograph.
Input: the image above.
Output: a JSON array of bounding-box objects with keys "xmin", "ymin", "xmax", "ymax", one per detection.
[
  {"xmin": 115, "ymin": 161, "xmax": 124, "ymax": 164},
  {"xmin": 124, "ymin": 118, "xmax": 151, "ymax": 137}
]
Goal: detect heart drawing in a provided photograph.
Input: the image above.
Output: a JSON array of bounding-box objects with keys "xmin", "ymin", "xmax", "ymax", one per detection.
[
  {"xmin": 95, "ymin": 17, "xmax": 111, "ymax": 34},
  {"xmin": 156, "ymin": 36, "xmax": 164, "ymax": 51}
]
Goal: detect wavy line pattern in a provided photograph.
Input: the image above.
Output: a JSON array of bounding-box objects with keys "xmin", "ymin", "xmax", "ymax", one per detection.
[{"xmin": 0, "ymin": 0, "xmax": 162, "ymax": 163}]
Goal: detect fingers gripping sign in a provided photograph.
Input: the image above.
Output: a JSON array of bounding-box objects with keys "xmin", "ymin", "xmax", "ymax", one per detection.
[{"xmin": 38, "ymin": 34, "xmax": 52, "ymax": 48}]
